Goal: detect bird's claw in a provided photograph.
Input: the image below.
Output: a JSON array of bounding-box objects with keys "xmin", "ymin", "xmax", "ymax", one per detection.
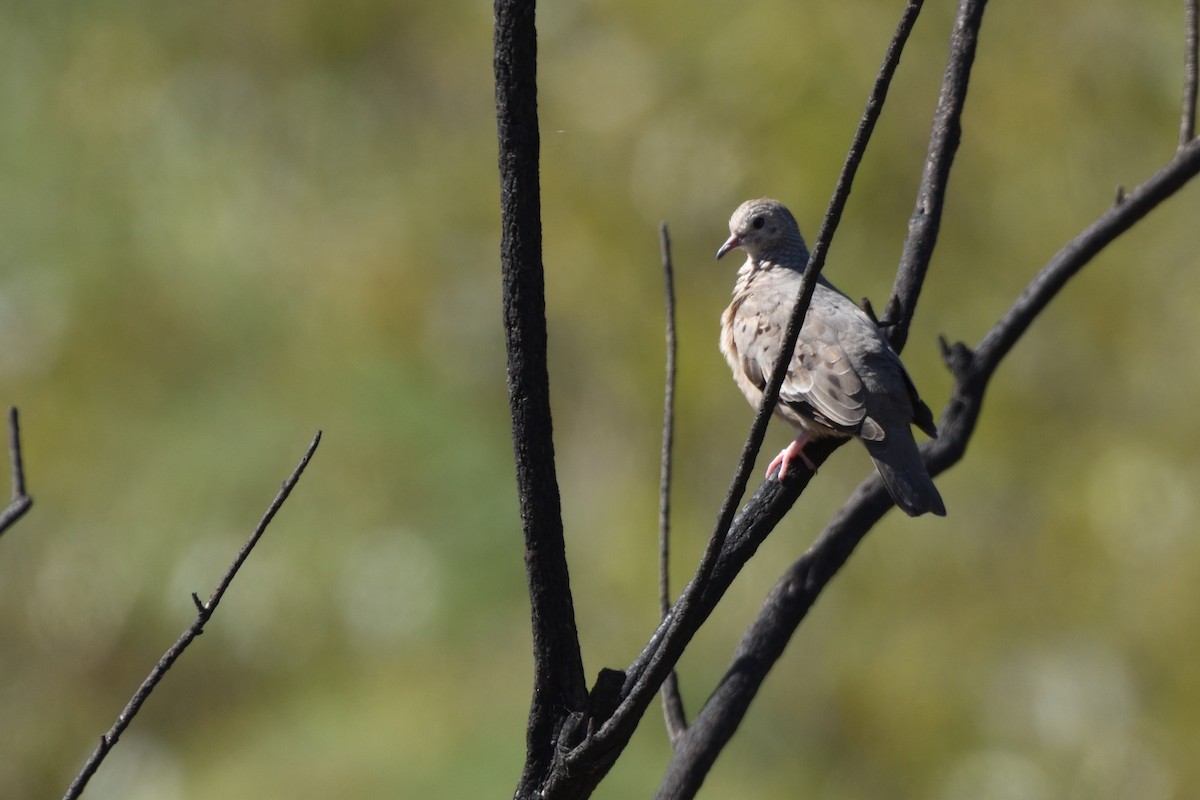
[{"xmin": 767, "ymin": 435, "xmax": 817, "ymax": 481}]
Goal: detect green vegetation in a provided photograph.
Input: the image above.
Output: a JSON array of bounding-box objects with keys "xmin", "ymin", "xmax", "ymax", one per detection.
[{"xmin": 1, "ymin": 1, "xmax": 1197, "ymax": 797}]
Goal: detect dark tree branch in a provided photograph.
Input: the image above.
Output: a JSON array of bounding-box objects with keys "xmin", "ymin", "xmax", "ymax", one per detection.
[
  {"xmin": 656, "ymin": 225, "xmax": 678, "ymax": 623},
  {"xmin": 656, "ymin": 223, "xmax": 688, "ymax": 745},
  {"xmin": 495, "ymin": 0, "xmax": 589, "ymax": 796},
  {"xmin": 971, "ymin": 138, "xmax": 1200, "ymax": 379},
  {"xmin": 657, "ymin": 121, "xmax": 1200, "ymax": 800},
  {"xmin": 1183, "ymin": 0, "xmax": 1198, "ymax": 146},
  {"xmin": 62, "ymin": 431, "xmax": 322, "ymax": 800},
  {"xmin": 886, "ymin": 0, "xmax": 988, "ymax": 352},
  {"xmin": 662, "ymin": 5, "xmax": 939, "ymax": 698},
  {"xmin": 0, "ymin": 407, "xmax": 33, "ymax": 538}
]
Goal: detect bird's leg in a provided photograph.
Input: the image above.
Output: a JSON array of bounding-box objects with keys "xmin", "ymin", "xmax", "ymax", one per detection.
[{"xmin": 767, "ymin": 432, "xmax": 817, "ymax": 480}]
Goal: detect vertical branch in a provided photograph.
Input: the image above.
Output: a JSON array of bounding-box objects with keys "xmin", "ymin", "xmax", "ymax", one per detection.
[
  {"xmin": 886, "ymin": 0, "xmax": 989, "ymax": 352},
  {"xmin": 494, "ymin": 0, "xmax": 588, "ymax": 790},
  {"xmin": 0, "ymin": 407, "xmax": 34, "ymax": 538},
  {"xmin": 1183, "ymin": 0, "xmax": 1198, "ymax": 146},
  {"xmin": 656, "ymin": 223, "xmax": 687, "ymax": 744},
  {"xmin": 657, "ymin": 223, "xmax": 677, "ymax": 622}
]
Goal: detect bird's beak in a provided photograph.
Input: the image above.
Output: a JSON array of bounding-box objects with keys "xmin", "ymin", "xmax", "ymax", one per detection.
[{"xmin": 715, "ymin": 234, "xmax": 741, "ymax": 260}]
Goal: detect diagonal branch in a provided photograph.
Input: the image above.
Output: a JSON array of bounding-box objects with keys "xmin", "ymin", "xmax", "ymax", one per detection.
[
  {"xmin": 661, "ymin": 135, "xmax": 1200, "ymax": 800},
  {"xmin": 695, "ymin": 0, "xmax": 930, "ymax": 593},
  {"xmin": 970, "ymin": 139, "xmax": 1200, "ymax": 379},
  {"xmin": 62, "ymin": 431, "xmax": 322, "ymax": 800},
  {"xmin": 0, "ymin": 406, "xmax": 34, "ymax": 538},
  {"xmin": 495, "ymin": 0, "xmax": 589, "ymax": 794},
  {"xmin": 618, "ymin": 0, "xmax": 927, "ymax": 701},
  {"xmin": 555, "ymin": 2, "xmax": 929, "ymax": 787}
]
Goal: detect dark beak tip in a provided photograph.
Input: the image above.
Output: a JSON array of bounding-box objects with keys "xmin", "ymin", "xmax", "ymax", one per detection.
[{"xmin": 715, "ymin": 234, "xmax": 741, "ymax": 261}]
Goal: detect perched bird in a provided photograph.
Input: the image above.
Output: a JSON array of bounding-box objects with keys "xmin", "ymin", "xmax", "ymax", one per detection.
[{"xmin": 717, "ymin": 198, "xmax": 946, "ymax": 517}]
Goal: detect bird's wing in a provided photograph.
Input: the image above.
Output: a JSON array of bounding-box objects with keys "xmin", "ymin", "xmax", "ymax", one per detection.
[
  {"xmin": 731, "ymin": 280, "xmax": 872, "ymax": 437},
  {"xmin": 777, "ymin": 309, "xmax": 872, "ymax": 437}
]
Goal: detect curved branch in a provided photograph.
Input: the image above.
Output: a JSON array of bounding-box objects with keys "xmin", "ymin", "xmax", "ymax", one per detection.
[{"xmin": 973, "ymin": 140, "xmax": 1200, "ymax": 378}]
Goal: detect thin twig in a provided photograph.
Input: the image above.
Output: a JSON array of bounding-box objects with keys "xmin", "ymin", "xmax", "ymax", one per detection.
[
  {"xmin": 586, "ymin": 0, "xmax": 927, "ymax": 763},
  {"xmin": 0, "ymin": 407, "xmax": 33, "ymax": 538},
  {"xmin": 657, "ymin": 223, "xmax": 677, "ymax": 621},
  {"xmin": 1182, "ymin": 0, "xmax": 1198, "ymax": 146},
  {"xmin": 656, "ymin": 223, "xmax": 687, "ymax": 744},
  {"xmin": 62, "ymin": 431, "xmax": 322, "ymax": 800}
]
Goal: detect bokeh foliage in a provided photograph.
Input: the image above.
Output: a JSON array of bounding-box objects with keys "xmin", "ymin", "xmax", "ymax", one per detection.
[{"xmin": 1, "ymin": 0, "xmax": 1197, "ymax": 797}]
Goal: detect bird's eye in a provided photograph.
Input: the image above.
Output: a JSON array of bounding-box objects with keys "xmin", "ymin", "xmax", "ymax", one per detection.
[{"xmin": 751, "ymin": 216, "xmax": 765, "ymax": 230}]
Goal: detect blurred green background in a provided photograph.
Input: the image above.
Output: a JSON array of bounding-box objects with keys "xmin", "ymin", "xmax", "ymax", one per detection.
[{"xmin": 1, "ymin": 0, "xmax": 1198, "ymax": 797}]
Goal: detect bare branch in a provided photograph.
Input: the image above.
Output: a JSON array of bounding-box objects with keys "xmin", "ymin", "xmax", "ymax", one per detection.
[
  {"xmin": 581, "ymin": 0, "xmax": 929, "ymax": 771},
  {"xmin": 62, "ymin": 431, "xmax": 322, "ymax": 800},
  {"xmin": 495, "ymin": 0, "xmax": 589, "ymax": 794},
  {"xmin": 657, "ymin": 223, "xmax": 678, "ymax": 623},
  {"xmin": 660, "ymin": 135, "xmax": 1200, "ymax": 800},
  {"xmin": 656, "ymin": 222, "xmax": 688, "ymax": 745},
  {"xmin": 1183, "ymin": 0, "xmax": 1198, "ymax": 146},
  {"xmin": 886, "ymin": 0, "xmax": 988, "ymax": 352},
  {"xmin": 0, "ymin": 407, "xmax": 33, "ymax": 538}
]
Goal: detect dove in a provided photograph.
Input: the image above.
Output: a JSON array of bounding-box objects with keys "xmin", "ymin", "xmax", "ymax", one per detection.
[{"xmin": 717, "ymin": 198, "xmax": 945, "ymax": 517}]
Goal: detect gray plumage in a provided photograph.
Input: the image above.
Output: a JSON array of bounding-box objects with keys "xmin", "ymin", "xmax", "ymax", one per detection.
[{"xmin": 717, "ymin": 198, "xmax": 945, "ymax": 517}]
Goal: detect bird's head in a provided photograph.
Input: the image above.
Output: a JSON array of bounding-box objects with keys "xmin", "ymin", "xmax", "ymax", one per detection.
[{"xmin": 715, "ymin": 198, "xmax": 809, "ymax": 266}]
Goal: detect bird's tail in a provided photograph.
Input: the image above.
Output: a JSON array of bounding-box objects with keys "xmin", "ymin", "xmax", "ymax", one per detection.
[{"xmin": 863, "ymin": 429, "xmax": 946, "ymax": 517}]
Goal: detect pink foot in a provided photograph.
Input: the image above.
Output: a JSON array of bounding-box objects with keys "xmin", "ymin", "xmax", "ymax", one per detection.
[{"xmin": 767, "ymin": 433, "xmax": 817, "ymax": 480}]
